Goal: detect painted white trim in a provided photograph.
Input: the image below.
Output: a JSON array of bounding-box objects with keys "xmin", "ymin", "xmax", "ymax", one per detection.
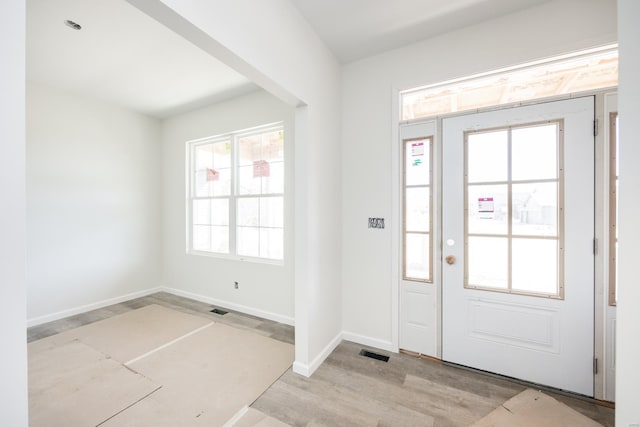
[
  {"xmin": 162, "ymin": 287, "xmax": 294, "ymax": 326},
  {"xmin": 27, "ymin": 285, "xmax": 294, "ymax": 328},
  {"xmin": 342, "ymin": 331, "xmax": 396, "ymax": 353},
  {"xmin": 292, "ymin": 361, "xmax": 311, "ymax": 377},
  {"xmin": 293, "ymin": 331, "xmax": 343, "ymax": 377},
  {"xmin": 222, "ymin": 405, "xmax": 249, "ymax": 427},
  {"xmin": 390, "ymin": 85, "xmax": 401, "ymax": 353},
  {"xmin": 26, "ymin": 287, "xmax": 163, "ymax": 327}
]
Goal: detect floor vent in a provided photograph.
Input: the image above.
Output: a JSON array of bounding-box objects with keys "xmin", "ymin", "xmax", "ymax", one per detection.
[
  {"xmin": 359, "ymin": 349, "xmax": 390, "ymax": 362},
  {"xmin": 210, "ymin": 308, "xmax": 228, "ymax": 315}
]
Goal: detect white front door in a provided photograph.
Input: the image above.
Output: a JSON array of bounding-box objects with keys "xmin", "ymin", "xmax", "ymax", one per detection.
[
  {"xmin": 442, "ymin": 97, "xmax": 595, "ymax": 396},
  {"xmin": 400, "ymin": 120, "xmax": 438, "ymax": 357}
]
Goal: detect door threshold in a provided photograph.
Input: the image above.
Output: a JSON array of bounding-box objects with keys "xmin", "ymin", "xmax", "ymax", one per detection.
[
  {"xmin": 399, "ymin": 349, "xmax": 442, "ymax": 364},
  {"xmin": 442, "ymin": 360, "xmax": 615, "ymax": 409}
]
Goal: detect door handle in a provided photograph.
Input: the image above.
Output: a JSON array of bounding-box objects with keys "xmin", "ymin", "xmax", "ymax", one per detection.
[{"xmin": 445, "ymin": 255, "xmax": 456, "ymax": 265}]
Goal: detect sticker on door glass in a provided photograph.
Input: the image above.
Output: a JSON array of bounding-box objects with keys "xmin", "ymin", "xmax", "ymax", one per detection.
[
  {"xmin": 478, "ymin": 197, "xmax": 494, "ymax": 219},
  {"xmin": 411, "ymin": 142, "xmax": 425, "ymax": 156}
]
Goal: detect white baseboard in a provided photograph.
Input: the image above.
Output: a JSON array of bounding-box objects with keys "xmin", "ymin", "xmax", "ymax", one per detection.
[
  {"xmin": 292, "ymin": 361, "xmax": 311, "ymax": 377},
  {"xmin": 27, "ymin": 287, "xmax": 163, "ymax": 327},
  {"xmin": 162, "ymin": 287, "xmax": 295, "ymax": 326},
  {"xmin": 342, "ymin": 331, "xmax": 397, "ymax": 353},
  {"xmin": 293, "ymin": 331, "xmax": 343, "ymax": 377}
]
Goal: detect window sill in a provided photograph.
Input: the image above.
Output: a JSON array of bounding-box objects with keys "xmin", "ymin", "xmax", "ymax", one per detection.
[{"xmin": 187, "ymin": 249, "xmax": 285, "ymax": 266}]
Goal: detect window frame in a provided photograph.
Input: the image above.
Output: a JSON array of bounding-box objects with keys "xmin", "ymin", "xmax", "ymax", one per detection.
[
  {"xmin": 186, "ymin": 123, "xmax": 285, "ymax": 264},
  {"xmin": 463, "ymin": 120, "xmax": 565, "ymax": 299},
  {"xmin": 402, "ymin": 136, "xmax": 433, "ymax": 283}
]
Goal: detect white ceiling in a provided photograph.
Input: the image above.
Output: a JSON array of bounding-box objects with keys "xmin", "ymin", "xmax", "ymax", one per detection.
[
  {"xmin": 290, "ymin": 0, "xmax": 553, "ymax": 63},
  {"xmin": 27, "ymin": 0, "xmax": 554, "ymax": 118},
  {"xmin": 27, "ymin": 0, "xmax": 258, "ymax": 118}
]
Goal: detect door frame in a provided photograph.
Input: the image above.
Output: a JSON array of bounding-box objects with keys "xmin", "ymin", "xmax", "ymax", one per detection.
[{"xmin": 392, "ymin": 89, "xmax": 617, "ymax": 400}]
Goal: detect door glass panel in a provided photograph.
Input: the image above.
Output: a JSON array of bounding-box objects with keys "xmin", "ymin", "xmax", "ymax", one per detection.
[
  {"xmin": 512, "ymin": 124, "xmax": 558, "ymax": 181},
  {"xmin": 406, "ymin": 187, "xmax": 430, "ymax": 232},
  {"xmin": 467, "ymin": 184, "xmax": 508, "ymax": 235},
  {"xmin": 405, "ymin": 233, "xmax": 430, "ymax": 280},
  {"xmin": 467, "ymin": 130, "xmax": 508, "ymax": 183},
  {"xmin": 512, "ymin": 182, "xmax": 558, "ymax": 236},
  {"xmin": 465, "ymin": 121, "xmax": 562, "ymax": 297},
  {"xmin": 512, "ymin": 238, "xmax": 558, "ymax": 294},
  {"xmin": 467, "ymin": 236, "xmax": 508, "ymax": 289},
  {"xmin": 405, "ymin": 140, "xmax": 430, "ymax": 186},
  {"xmin": 404, "ymin": 137, "xmax": 432, "ymax": 282}
]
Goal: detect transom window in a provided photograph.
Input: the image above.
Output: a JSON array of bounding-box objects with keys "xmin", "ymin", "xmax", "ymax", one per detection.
[
  {"xmin": 403, "ymin": 137, "xmax": 432, "ymax": 282},
  {"xmin": 188, "ymin": 124, "xmax": 284, "ymax": 261},
  {"xmin": 464, "ymin": 121, "xmax": 563, "ymax": 298},
  {"xmin": 401, "ymin": 46, "xmax": 617, "ymax": 120}
]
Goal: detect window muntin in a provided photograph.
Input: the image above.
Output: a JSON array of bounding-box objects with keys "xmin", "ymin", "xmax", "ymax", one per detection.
[
  {"xmin": 609, "ymin": 112, "xmax": 619, "ymax": 306},
  {"xmin": 188, "ymin": 124, "xmax": 284, "ymax": 262},
  {"xmin": 401, "ymin": 47, "xmax": 618, "ymax": 121},
  {"xmin": 403, "ymin": 137, "xmax": 433, "ymax": 282},
  {"xmin": 464, "ymin": 122, "xmax": 563, "ymax": 298}
]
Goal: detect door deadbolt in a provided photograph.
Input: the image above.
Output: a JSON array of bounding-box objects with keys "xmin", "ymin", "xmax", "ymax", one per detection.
[{"xmin": 445, "ymin": 255, "xmax": 456, "ymax": 265}]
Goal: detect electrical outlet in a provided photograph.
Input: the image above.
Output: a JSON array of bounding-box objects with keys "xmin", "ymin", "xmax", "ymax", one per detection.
[{"xmin": 234, "ymin": 281, "xmax": 239, "ymax": 289}]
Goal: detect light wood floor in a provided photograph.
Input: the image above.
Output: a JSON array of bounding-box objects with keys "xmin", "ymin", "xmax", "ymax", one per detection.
[{"xmin": 28, "ymin": 292, "xmax": 614, "ymax": 426}]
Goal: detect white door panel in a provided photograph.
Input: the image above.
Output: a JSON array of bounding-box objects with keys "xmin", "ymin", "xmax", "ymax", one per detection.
[
  {"xmin": 401, "ymin": 283, "xmax": 437, "ymax": 355},
  {"xmin": 442, "ymin": 97, "xmax": 595, "ymax": 396}
]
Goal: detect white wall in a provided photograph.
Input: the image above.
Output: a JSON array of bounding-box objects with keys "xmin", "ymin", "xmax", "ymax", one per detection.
[
  {"xmin": 26, "ymin": 82, "xmax": 162, "ymax": 323},
  {"xmin": 0, "ymin": 1, "xmax": 28, "ymax": 425},
  {"xmin": 341, "ymin": 0, "xmax": 617, "ymax": 347},
  {"xmin": 161, "ymin": 90, "xmax": 295, "ymax": 322},
  {"xmin": 130, "ymin": 0, "xmax": 343, "ymax": 374},
  {"xmin": 615, "ymin": 0, "xmax": 640, "ymax": 424}
]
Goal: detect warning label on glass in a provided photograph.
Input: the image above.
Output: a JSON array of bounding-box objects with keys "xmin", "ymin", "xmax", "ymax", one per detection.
[
  {"xmin": 478, "ymin": 197, "xmax": 494, "ymax": 213},
  {"xmin": 411, "ymin": 142, "xmax": 424, "ymax": 156}
]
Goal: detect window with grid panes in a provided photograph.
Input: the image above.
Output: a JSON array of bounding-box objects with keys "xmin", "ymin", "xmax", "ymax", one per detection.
[
  {"xmin": 188, "ymin": 124, "xmax": 284, "ymax": 261},
  {"xmin": 464, "ymin": 121, "xmax": 563, "ymax": 298}
]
